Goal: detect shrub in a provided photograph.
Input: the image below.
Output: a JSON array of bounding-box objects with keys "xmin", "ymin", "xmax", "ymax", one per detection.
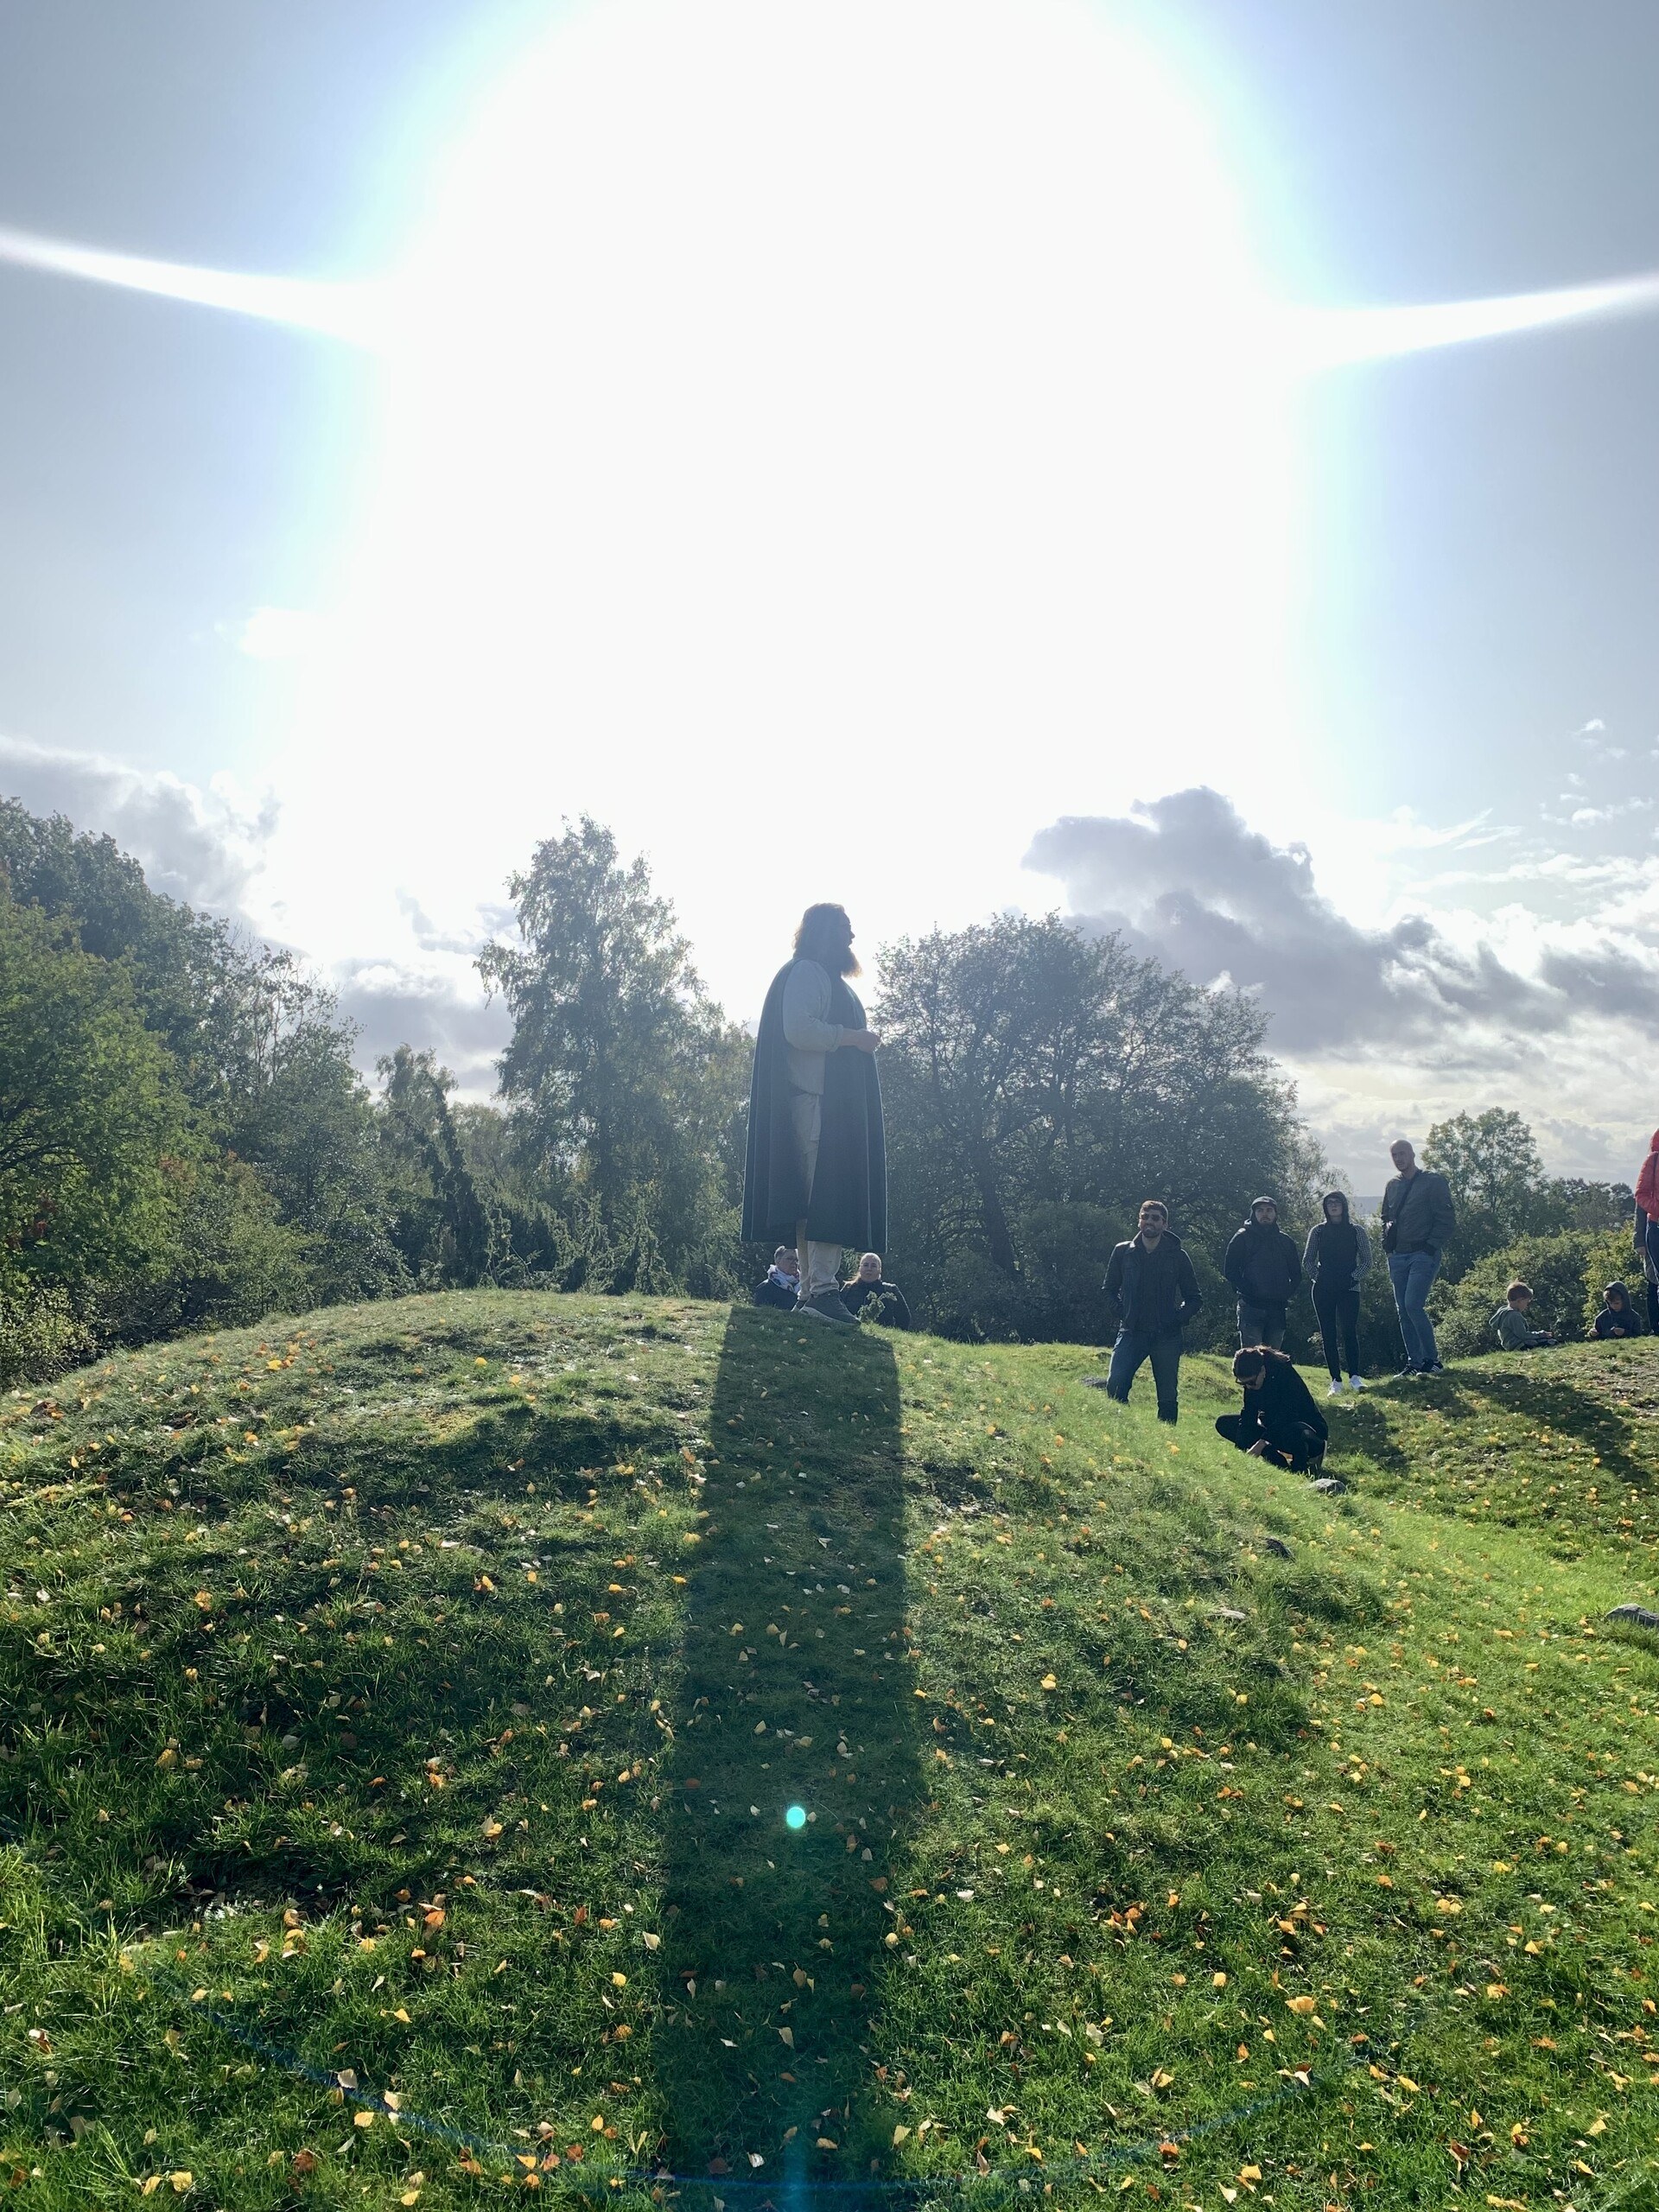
[
  {"xmin": 1430, "ymin": 1230, "xmax": 1636, "ymax": 1358},
  {"xmin": 0, "ymin": 1282, "xmax": 95, "ymax": 1389}
]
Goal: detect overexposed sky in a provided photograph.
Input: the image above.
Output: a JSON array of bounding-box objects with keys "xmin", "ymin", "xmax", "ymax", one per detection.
[{"xmin": 4, "ymin": 0, "xmax": 1659, "ymax": 1185}]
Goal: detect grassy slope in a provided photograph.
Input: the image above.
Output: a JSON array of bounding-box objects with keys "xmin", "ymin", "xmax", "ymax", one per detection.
[{"xmin": 2, "ymin": 1295, "xmax": 1657, "ymax": 2211}]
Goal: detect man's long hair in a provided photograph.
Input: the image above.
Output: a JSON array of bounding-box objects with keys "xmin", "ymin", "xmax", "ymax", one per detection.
[{"xmin": 794, "ymin": 902, "xmax": 860, "ymax": 976}]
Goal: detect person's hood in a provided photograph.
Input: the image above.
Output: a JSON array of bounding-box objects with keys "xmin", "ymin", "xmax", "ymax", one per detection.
[
  {"xmin": 1243, "ymin": 1199, "xmax": 1282, "ymax": 1230},
  {"xmin": 1649, "ymin": 1131, "xmax": 1659, "ymax": 1154}
]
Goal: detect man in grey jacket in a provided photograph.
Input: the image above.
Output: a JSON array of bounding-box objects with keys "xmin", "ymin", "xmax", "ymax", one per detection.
[{"xmin": 1380, "ymin": 1139, "xmax": 1456, "ymax": 1376}]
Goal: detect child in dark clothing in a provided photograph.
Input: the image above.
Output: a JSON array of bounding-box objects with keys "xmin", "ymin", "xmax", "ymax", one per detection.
[
  {"xmin": 1491, "ymin": 1281, "xmax": 1557, "ymax": 1351},
  {"xmin": 1593, "ymin": 1282, "xmax": 1642, "ymax": 1339},
  {"xmin": 1215, "ymin": 1346, "xmax": 1329, "ymax": 1472}
]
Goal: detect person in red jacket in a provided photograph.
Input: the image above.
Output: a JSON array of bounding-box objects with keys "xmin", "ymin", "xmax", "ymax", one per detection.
[{"xmin": 1636, "ymin": 1130, "xmax": 1659, "ymax": 1334}]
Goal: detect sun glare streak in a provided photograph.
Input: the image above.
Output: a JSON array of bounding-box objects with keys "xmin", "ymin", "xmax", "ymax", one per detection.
[
  {"xmin": 1283, "ymin": 267, "xmax": 1659, "ymax": 372},
  {"xmin": 8, "ymin": 208, "xmax": 1659, "ymax": 377},
  {"xmin": 0, "ymin": 223, "xmax": 385, "ymax": 347}
]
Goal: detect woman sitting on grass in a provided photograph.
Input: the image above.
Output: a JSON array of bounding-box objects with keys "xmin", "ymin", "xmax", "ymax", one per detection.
[
  {"xmin": 1215, "ymin": 1346, "xmax": 1328, "ymax": 1472},
  {"xmin": 1593, "ymin": 1281, "xmax": 1642, "ymax": 1339}
]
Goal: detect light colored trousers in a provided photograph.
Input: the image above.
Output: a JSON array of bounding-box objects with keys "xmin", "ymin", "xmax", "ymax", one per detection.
[{"xmin": 789, "ymin": 1090, "xmax": 843, "ymax": 1297}]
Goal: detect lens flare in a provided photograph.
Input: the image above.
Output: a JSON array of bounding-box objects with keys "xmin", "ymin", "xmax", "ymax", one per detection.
[
  {"xmin": 0, "ymin": 223, "xmax": 385, "ymax": 348},
  {"xmin": 785, "ymin": 1804, "xmax": 808, "ymax": 1831}
]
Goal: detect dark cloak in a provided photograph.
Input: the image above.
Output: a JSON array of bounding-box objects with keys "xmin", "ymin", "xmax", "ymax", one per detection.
[{"xmin": 741, "ymin": 960, "xmax": 887, "ymax": 1251}]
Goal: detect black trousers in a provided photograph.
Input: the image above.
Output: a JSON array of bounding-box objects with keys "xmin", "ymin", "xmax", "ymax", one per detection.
[
  {"xmin": 1312, "ymin": 1281, "xmax": 1361, "ymax": 1379},
  {"xmin": 1215, "ymin": 1413, "xmax": 1325, "ymax": 1471}
]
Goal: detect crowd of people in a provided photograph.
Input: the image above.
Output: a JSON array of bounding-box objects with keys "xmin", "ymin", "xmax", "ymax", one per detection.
[{"xmin": 741, "ymin": 907, "xmax": 1659, "ymax": 1459}]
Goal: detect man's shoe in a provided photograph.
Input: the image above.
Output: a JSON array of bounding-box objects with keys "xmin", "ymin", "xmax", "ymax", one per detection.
[
  {"xmin": 798, "ymin": 1290, "xmax": 856, "ymax": 1326},
  {"xmin": 1327, "ymin": 1381, "xmax": 1345, "ymax": 1401},
  {"xmin": 1423, "ymin": 1362, "xmax": 1445, "ymax": 1376},
  {"xmin": 1346, "ymin": 1375, "xmax": 1365, "ymax": 1392},
  {"xmin": 1394, "ymin": 1364, "xmax": 1418, "ymax": 1380}
]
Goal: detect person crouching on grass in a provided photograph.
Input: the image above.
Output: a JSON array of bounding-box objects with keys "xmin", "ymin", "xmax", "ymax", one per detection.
[{"xmin": 1215, "ymin": 1346, "xmax": 1329, "ymax": 1473}]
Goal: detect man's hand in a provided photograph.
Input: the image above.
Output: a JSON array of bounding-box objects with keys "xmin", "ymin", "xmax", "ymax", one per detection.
[
  {"xmin": 842, "ymin": 1028, "xmax": 880, "ymax": 1054},
  {"xmin": 1245, "ymin": 1440, "xmax": 1270, "ymax": 1457}
]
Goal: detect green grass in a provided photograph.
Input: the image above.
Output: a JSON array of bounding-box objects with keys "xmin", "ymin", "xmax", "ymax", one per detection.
[{"xmin": 2, "ymin": 1295, "xmax": 1657, "ymax": 2209}]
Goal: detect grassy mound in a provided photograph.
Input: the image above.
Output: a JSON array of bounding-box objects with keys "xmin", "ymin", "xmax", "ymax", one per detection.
[{"xmin": 3, "ymin": 1295, "xmax": 1657, "ymax": 2209}]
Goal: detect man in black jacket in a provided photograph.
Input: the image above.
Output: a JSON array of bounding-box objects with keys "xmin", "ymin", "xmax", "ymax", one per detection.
[
  {"xmin": 1215, "ymin": 1346, "xmax": 1328, "ymax": 1471},
  {"xmin": 1102, "ymin": 1199, "xmax": 1204, "ymax": 1424},
  {"xmin": 1223, "ymin": 1196, "xmax": 1302, "ymax": 1349},
  {"xmin": 1380, "ymin": 1139, "xmax": 1457, "ymax": 1376}
]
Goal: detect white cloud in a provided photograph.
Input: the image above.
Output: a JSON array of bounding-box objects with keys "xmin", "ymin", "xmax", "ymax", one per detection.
[
  {"xmin": 0, "ymin": 734, "xmax": 276, "ymax": 915},
  {"xmin": 334, "ymin": 956, "xmax": 510, "ymax": 1097},
  {"xmin": 1026, "ymin": 785, "xmax": 1659, "ymax": 1180}
]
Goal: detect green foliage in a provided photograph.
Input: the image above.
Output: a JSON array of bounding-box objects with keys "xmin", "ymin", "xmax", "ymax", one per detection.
[
  {"xmin": 1426, "ymin": 1107, "xmax": 1634, "ymax": 1281},
  {"xmin": 877, "ymin": 913, "xmax": 1323, "ymax": 1338},
  {"xmin": 0, "ymin": 803, "xmax": 409, "ymax": 1376},
  {"xmin": 378, "ymin": 1046, "xmax": 493, "ymax": 1285},
  {"xmin": 1429, "ymin": 1227, "xmax": 1635, "ymax": 1357},
  {"xmin": 0, "ymin": 884, "xmax": 184, "ymax": 1294},
  {"xmin": 478, "ymin": 817, "xmax": 747, "ymax": 1294},
  {"xmin": 0, "ymin": 1281, "xmax": 94, "ymax": 1389}
]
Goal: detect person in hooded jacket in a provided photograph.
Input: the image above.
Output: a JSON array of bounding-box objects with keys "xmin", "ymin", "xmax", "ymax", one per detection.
[
  {"xmin": 1636, "ymin": 1131, "xmax": 1659, "ymax": 1334},
  {"xmin": 1223, "ymin": 1196, "xmax": 1302, "ymax": 1349},
  {"xmin": 1592, "ymin": 1282, "xmax": 1641, "ymax": 1340},
  {"xmin": 1215, "ymin": 1346, "xmax": 1329, "ymax": 1471},
  {"xmin": 1302, "ymin": 1191, "xmax": 1371, "ymax": 1397}
]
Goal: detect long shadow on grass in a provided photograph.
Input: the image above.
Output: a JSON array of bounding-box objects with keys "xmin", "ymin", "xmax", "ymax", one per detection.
[{"xmin": 654, "ymin": 1307, "xmax": 921, "ymax": 2203}]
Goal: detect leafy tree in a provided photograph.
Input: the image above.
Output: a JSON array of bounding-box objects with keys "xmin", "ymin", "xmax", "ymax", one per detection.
[
  {"xmin": 1424, "ymin": 1109, "xmax": 1544, "ymax": 1263},
  {"xmin": 378, "ymin": 1046, "xmax": 493, "ymax": 1285},
  {"xmin": 478, "ymin": 818, "xmax": 747, "ymax": 1292},
  {"xmin": 876, "ymin": 914, "xmax": 1320, "ymax": 1339},
  {"xmin": 0, "ymin": 886, "xmax": 182, "ymax": 1298},
  {"xmin": 213, "ymin": 956, "xmax": 404, "ymax": 1305},
  {"xmin": 0, "ymin": 798, "xmax": 266, "ymax": 1117},
  {"xmin": 1424, "ymin": 1109, "xmax": 1633, "ymax": 1279}
]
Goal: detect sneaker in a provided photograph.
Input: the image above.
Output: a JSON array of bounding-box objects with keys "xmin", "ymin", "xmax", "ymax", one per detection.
[
  {"xmin": 1423, "ymin": 1362, "xmax": 1445, "ymax": 1377},
  {"xmin": 1327, "ymin": 1381, "xmax": 1345, "ymax": 1400},
  {"xmin": 1346, "ymin": 1375, "xmax": 1364, "ymax": 1392},
  {"xmin": 1394, "ymin": 1364, "xmax": 1418, "ymax": 1381},
  {"xmin": 798, "ymin": 1289, "xmax": 856, "ymax": 1326}
]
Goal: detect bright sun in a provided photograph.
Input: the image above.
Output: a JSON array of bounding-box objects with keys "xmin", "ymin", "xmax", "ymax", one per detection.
[{"xmin": 273, "ymin": 0, "xmax": 1293, "ymax": 996}]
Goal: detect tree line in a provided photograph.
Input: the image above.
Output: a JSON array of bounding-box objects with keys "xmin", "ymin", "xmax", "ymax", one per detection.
[{"xmin": 0, "ymin": 800, "xmax": 1632, "ymax": 1381}]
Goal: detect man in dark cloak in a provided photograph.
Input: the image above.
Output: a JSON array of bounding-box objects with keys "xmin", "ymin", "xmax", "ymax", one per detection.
[{"xmin": 742, "ymin": 903, "xmax": 885, "ymax": 1326}]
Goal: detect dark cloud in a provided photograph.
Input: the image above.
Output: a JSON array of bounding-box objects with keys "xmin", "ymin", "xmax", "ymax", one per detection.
[
  {"xmin": 333, "ymin": 958, "xmax": 511, "ymax": 1097},
  {"xmin": 1025, "ymin": 786, "xmax": 1567, "ymax": 1052},
  {"xmin": 1, "ymin": 734, "xmax": 274, "ymax": 915},
  {"xmin": 1536, "ymin": 944, "xmax": 1659, "ymax": 1025}
]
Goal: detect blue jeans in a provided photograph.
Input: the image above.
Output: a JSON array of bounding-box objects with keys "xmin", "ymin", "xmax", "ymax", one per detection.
[
  {"xmin": 1106, "ymin": 1327, "xmax": 1182, "ymax": 1423},
  {"xmin": 1388, "ymin": 1249, "xmax": 1440, "ymax": 1370}
]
